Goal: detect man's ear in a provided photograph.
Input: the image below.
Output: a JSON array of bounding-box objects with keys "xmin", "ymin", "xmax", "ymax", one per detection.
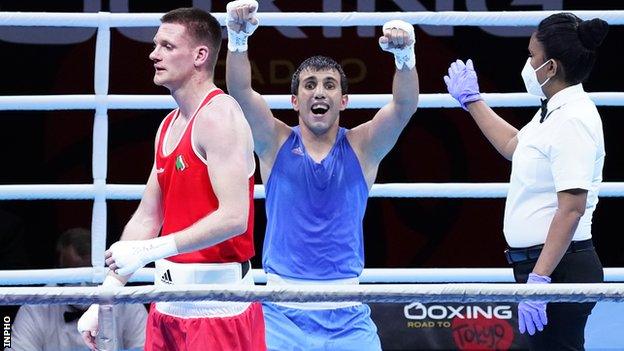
[
  {"xmin": 195, "ymin": 46, "xmax": 209, "ymax": 67},
  {"xmin": 291, "ymin": 94, "xmax": 299, "ymax": 111},
  {"xmin": 340, "ymin": 94, "xmax": 349, "ymax": 111}
]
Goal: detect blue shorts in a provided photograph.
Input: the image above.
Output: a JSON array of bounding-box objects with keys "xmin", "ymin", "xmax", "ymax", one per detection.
[{"xmin": 262, "ymin": 302, "xmax": 381, "ymax": 351}]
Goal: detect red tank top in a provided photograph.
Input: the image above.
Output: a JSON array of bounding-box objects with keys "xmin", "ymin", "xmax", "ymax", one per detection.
[{"xmin": 155, "ymin": 89, "xmax": 255, "ymax": 263}]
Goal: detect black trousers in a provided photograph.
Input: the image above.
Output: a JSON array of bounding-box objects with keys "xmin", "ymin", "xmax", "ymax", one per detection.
[{"xmin": 512, "ymin": 248, "xmax": 603, "ymax": 351}]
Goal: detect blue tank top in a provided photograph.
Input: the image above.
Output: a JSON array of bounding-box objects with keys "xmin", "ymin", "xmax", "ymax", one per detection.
[{"xmin": 263, "ymin": 126, "xmax": 369, "ymax": 280}]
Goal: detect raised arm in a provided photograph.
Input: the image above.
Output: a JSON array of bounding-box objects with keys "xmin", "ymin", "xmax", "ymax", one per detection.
[
  {"xmin": 349, "ymin": 20, "xmax": 419, "ymax": 184},
  {"xmin": 225, "ymin": 0, "xmax": 290, "ymax": 161},
  {"xmin": 444, "ymin": 59, "xmax": 518, "ymax": 160}
]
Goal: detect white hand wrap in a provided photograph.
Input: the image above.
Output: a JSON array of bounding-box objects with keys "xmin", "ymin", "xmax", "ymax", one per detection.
[
  {"xmin": 226, "ymin": 0, "xmax": 259, "ymax": 52},
  {"xmin": 108, "ymin": 235, "xmax": 178, "ymax": 276},
  {"xmin": 77, "ymin": 276, "xmax": 124, "ymax": 335},
  {"xmin": 379, "ymin": 20, "xmax": 416, "ymax": 70}
]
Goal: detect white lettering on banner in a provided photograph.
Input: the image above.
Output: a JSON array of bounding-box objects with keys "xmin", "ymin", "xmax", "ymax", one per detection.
[
  {"xmin": 357, "ymin": 0, "xmax": 375, "ymax": 38},
  {"xmin": 395, "ymin": 0, "xmax": 454, "ymax": 37},
  {"xmin": 109, "ymin": 0, "xmax": 163, "ymax": 43},
  {"xmin": 109, "ymin": 0, "xmax": 212, "ymax": 43},
  {"xmin": 0, "ymin": 0, "xmax": 565, "ymax": 45},
  {"xmin": 320, "ymin": 0, "xmax": 374, "ymax": 38},
  {"xmin": 404, "ymin": 302, "xmax": 513, "ymax": 320},
  {"xmin": 214, "ymin": 58, "xmax": 367, "ymax": 87},
  {"xmin": 259, "ymin": 1, "xmax": 306, "ymax": 38},
  {"xmin": 467, "ymin": 0, "xmax": 564, "ymax": 37}
]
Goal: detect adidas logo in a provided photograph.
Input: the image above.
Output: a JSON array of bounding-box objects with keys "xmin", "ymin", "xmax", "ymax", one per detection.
[
  {"xmin": 291, "ymin": 147, "xmax": 304, "ymax": 156},
  {"xmin": 160, "ymin": 269, "xmax": 173, "ymax": 284}
]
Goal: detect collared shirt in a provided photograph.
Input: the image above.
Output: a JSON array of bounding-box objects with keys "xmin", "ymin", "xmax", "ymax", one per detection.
[
  {"xmin": 8, "ymin": 303, "xmax": 147, "ymax": 351},
  {"xmin": 504, "ymin": 84, "xmax": 605, "ymax": 247}
]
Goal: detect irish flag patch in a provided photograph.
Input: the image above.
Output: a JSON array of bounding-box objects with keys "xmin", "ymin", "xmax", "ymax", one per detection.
[{"xmin": 175, "ymin": 155, "xmax": 187, "ymax": 171}]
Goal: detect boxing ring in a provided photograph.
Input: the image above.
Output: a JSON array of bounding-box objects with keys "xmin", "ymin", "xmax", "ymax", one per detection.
[{"xmin": 1, "ymin": 8, "xmax": 624, "ymax": 350}]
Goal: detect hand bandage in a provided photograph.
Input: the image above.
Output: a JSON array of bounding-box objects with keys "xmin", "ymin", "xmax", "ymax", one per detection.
[
  {"xmin": 226, "ymin": 0, "xmax": 259, "ymax": 52},
  {"xmin": 77, "ymin": 276, "xmax": 124, "ymax": 336},
  {"xmin": 379, "ymin": 20, "xmax": 416, "ymax": 70},
  {"xmin": 77, "ymin": 304, "xmax": 99, "ymax": 337},
  {"xmin": 107, "ymin": 236, "xmax": 178, "ymax": 276}
]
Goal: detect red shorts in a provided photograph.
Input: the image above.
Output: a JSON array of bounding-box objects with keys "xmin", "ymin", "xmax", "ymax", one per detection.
[{"xmin": 144, "ymin": 302, "xmax": 266, "ymax": 351}]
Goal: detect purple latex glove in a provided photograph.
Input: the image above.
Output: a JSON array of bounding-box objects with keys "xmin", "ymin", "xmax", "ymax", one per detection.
[
  {"xmin": 443, "ymin": 59, "xmax": 482, "ymax": 110},
  {"xmin": 518, "ymin": 272, "xmax": 551, "ymax": 335}
]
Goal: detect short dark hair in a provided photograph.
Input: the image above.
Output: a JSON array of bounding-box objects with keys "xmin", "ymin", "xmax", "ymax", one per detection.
[
  {"xmin": 536, "ymin": 12, "xmax": 608, "ymax": 85},
  {"xmin": 56, "ymin": 227, "xmax": 91, "ymax": 259},
  {"xmin": 290, "ymin": 56, "xmax": 348, "ymax": 95},
  {"xmin": 161, "ymin": 7, "xmax": 222, "ymax": 72}
]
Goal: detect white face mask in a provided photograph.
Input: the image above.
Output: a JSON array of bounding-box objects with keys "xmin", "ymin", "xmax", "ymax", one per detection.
[{"xmin": 521, "ymin": 58, "xmax": 552, "ymax": 98}]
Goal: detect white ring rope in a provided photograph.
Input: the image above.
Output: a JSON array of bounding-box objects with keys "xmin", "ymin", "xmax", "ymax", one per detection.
[
  {"xmin": 1, "ymin": 11, "xmax": 623, "ymax": 288},
  {"xmin": 2, "ymin": 11, "xmax": 624, "ymax": 27},
  {"xmin": 3, "ymin": 267, "xmax": 624, "ymax": 286},
  {"xmin": 1, "ymin": 283, "xmax": 624, "ymax": 305},
  {"xmin": 1, "ymin": 182, "xmax": 624, "ymax": 200},
  {"xmin": 2, "ymin": 93, "xmax": 624, "ymax": 111}
]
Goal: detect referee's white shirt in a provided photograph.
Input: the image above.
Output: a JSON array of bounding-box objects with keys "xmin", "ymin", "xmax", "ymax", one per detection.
[{"xmin": 504, "ymin": 84, "xmax": 605, "ymax": 248}]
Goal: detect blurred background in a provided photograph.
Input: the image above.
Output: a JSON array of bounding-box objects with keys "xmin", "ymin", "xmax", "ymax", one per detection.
[
  {"xmin": 0, "ymin": 1, "xmax": 622, "ymax": 274},
  {"xmin": 2, "ymin": 1, "xmax": 623, "ymax": 349}
]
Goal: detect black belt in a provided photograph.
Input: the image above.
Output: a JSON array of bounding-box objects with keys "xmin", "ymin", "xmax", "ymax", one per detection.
[
  {"xmin": 241, "ymin": 260, "xmax": 251, "ymax": 278},
  {"xmin": 504, "ymin": 239, "xmax": 594, "ymax": 264}
]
